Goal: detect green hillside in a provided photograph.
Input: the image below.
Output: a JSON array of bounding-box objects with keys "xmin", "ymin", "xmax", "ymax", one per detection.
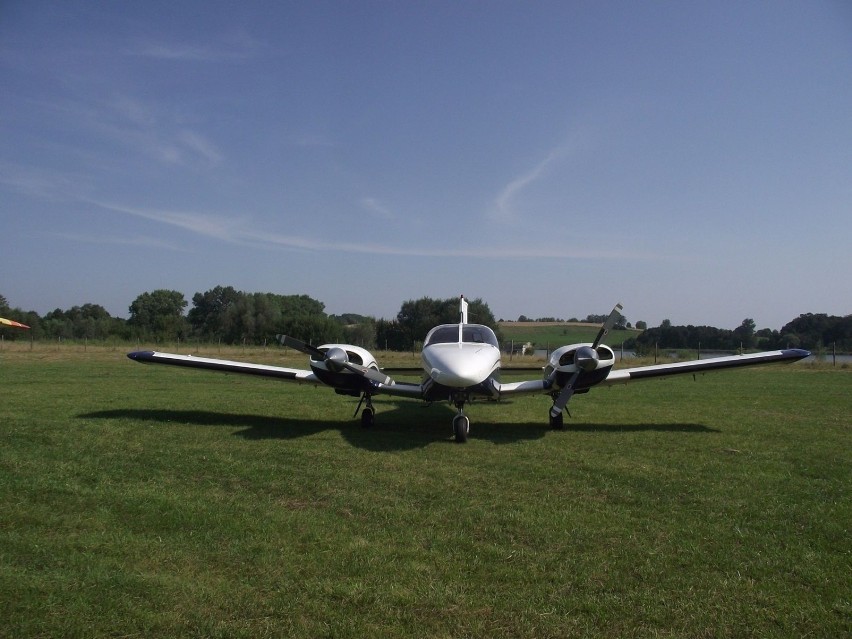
[{"xmin": 499, "ymin": 322, "xmax": 640, "ymax": 348}]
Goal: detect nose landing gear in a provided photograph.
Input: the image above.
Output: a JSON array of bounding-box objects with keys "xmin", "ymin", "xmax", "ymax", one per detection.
[
  {"xmin": 453, "ymin": 412, "xmax": 470, "ymax": 443},
  {"xmin": 451, "ymin": 392, "xmax": 470, "ymax": 443}
]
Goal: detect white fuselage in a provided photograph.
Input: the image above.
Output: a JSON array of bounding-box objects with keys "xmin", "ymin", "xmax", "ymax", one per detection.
[{"xmin": 420, "ymin": 323, "xmax": 501, "ymax": 389}]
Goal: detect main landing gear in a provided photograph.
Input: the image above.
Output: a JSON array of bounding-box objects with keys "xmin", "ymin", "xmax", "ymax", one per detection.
[
  {"xmin": 355, "ymin": 393, "xmax": 375, "ymax": 428},
  {"xmin": 549, "ymin": 410, "xmax": 564, "ymax": 430},
  {"xmin": 355, "ymin": 391, "xmax": 472, "ymax": 443}
]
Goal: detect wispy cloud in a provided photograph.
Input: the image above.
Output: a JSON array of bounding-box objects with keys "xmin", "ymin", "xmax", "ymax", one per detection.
[
  {"xmin": 177, "ymin": 130, "xmax": 224, "ymax": 165},
  {"xmin": 491, "ymin": 146, "xmax": 566, "ymax": 224},
  {"xmin": 360, "ymin": 197, "xmax": 394, "ymax": 220},
  {"xmin": 97, "ymin": 96, "xmax": 224, "ymax": 167},
  {"xmin": 127, "ymin": 30, "xmax": 264, "ymax": 62},
  {"xmin": 0, "ymin": 163, "xmax": 91, "ymax": 200},
  {"xmin": 92, "ymin": 201, "xmax": 683, "ymax": 262},
  {"xmin": 55, "ymin": 232, "xmax": 185, "ymax": 252},
  {"xmin": 92, "ymin": 202, "xmax": 246, "ymax": 242}
]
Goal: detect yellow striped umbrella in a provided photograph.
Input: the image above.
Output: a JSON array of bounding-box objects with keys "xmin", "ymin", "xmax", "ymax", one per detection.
[{"xmin": 0, "ymin": 317, "xmax": 30, "ymax": 329}]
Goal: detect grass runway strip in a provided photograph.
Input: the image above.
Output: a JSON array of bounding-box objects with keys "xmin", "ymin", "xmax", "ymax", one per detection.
[{"xmin": 0, "ymin": 348, "xmax": 849, "ymax": 637}]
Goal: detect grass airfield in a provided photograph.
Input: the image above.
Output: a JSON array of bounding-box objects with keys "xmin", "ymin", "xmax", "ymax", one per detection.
[{"xmin": 0, "ymin": 345, "xmax": 849, "ymax": 637}]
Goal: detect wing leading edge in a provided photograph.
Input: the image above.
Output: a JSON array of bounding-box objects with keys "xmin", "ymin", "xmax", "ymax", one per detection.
[
  {"xmin": 127, "ymin": 351, "xmax": 320, "ymax": 383},
  {"xmin": 600, "ymin": 348, "xmax": 811, "ymax": 386},
  {"xmin": 497, "ymin": 348, "xmax": 810, "ymax": 397},
  {"xmin": 126, "ymin": 350, "xmax": 427, "ymax": 398}
]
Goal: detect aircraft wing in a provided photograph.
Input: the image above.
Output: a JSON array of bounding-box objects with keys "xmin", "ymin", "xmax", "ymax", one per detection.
[
  {"xmin": 600, "ymin": 348, "xmax": 810, "ymax": 386},
  {"xmin": 496, "ymin": 348, "xmax": 809, "ymax": 397},
  {"xmin": 127, "ymin": 351, "xmax": 320, "ymax": 383},
  {"xmin": 127, "ymin": 350, "xmax": 428, "ymax": 398}
]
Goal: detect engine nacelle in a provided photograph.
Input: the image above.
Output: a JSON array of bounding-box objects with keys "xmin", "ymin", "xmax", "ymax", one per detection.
[
  {"xmin": 309, "ymin": 344, "xmax": 382, "ymax": 395},
  {"xmin": 544, "ymin": 343, "xmax": 616, "ymax": 391}
]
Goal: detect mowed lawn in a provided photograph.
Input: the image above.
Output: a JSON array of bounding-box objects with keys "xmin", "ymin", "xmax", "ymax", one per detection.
[{"xmin": 0, "ymin": 347, "xmax": 848, "ymax": 638}]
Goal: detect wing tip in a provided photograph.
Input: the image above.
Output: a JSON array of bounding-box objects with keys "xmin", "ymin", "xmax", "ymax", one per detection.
[
  {"xmin": 127, "ymin": 351, "xmax": 155, "ymax": 362},
  {"xmin": 782, "ymin": 348, "xmax": 811, "ymax": 361}
]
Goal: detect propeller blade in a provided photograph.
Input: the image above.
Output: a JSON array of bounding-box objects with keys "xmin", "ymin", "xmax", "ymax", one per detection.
[
  {"xmin": 277, "ymin": 334, "xmax": 325, "ymax": 359},
  {"xmin": 550, "ymin": 370, "xmax": 581, "ymax": 419},
  {"xmin": 342, "ymin": 362, "xmax": 393, "ymax": 386},
  {"xmin": 591, "ymin": 303, "xmax": 624, "ymax": 349}
]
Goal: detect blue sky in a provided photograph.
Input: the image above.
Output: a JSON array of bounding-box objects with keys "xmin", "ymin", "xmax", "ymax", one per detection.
[{"xmin": 2, "ymin": 1, "xmax": 850, "ymax": 330}]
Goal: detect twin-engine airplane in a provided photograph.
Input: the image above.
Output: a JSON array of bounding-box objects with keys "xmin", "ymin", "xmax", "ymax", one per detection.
[{"xmin": 128, "ymin": 297, "xmax": 809, "ymax": 442}]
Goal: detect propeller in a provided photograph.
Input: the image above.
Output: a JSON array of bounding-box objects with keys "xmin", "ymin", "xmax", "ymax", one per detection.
[
  {"xmin": 277, "ymin": 335, "xmax": 392, "ymax": 385},
  {"xmin": 278, "ymin": 334, "xmax": 325, "ymax": 359},
  {"xmin": 549, "ymin": 302, "xmax": 622, "ymax": 419},
  {"xmin": 591, "ymin": 302, "xmax": 623, "ymax": 350}
]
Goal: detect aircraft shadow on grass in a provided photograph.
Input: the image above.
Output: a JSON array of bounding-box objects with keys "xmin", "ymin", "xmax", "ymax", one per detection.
[{"xmin": 79, "ymin": 403, "xmax": 718, "ymax": 452}]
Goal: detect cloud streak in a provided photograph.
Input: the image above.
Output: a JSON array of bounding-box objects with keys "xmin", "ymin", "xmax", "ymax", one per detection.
[
  {"xmin": 93, "ymin": 201, "xmax": 684, "ymax": 262},
  {"xmin": 360, "ymin": 197, "xmax": 394, "ymax": 220},
  {"xmin": 491, "ymin": 146, "xmax": 566, "ymax": 223},
  {"xmin": 126, "ymin": 31, "xmax": 263, "ymax": 63}
]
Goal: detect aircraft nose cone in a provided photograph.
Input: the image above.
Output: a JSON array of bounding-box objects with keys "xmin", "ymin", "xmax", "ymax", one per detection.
[{"xmin": 424, "ymin": 344, "xmax": 497, "ymax": 387}]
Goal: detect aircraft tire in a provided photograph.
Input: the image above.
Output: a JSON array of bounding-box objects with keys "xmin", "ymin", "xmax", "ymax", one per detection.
[
  {"xmin": 453, "ymin": 415, "xmax": 469, "ymax": 443},
  {"xmin": 549, "ymin": 411, "xmax": 564, "ymax": 430},
  {"xmin": 361, "ymin": 408, "xmax": 374, "ymax": 428}
]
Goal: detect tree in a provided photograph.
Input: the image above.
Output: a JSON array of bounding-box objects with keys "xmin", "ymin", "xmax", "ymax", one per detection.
[
  {"xmin": 376, "ymin": 318, "xmax": 408, "ymax": 351},
  {"xmin": 780, "ymin": 313, "xmax": 852, "ymax": 350},
  {"xmin": 636, "ymin": 320, "xmax": 647, "ymax": 331},
  {"xmin": 733, "ymin": 318, "xmax": 756, "ymax": 349},
  {"xmin": 186, "ymin": 287, "xmax": 342, "ymax": 345},
  {"xmin": 394, "ymin": 296, "xmax": 500, "ymax": 349},
  {"xmin": 129, "ymin": 290, "xmax": 188, "ymax": 340},
  {"xmin": 188, "ymin": 285, "xmax": 241, "ymax": 340},
  {"xmin": 343, "ymin": 318, "xmax": 376, "ymax": 349},
  {"xmin": 42, "ymin": 303, "xmax": 117, "ymax": 340}
]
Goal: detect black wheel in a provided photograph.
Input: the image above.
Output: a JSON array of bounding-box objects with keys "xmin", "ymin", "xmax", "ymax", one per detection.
[
  {"xmin": 360, "ymin": 407, "xmax": 374, "ymax": 428},
  {"xmin": 453, "ymin": 415, "xmax": 469, "ymax": 443},
  {"xmin": 549, "ymin": 411, "xmax": 564, "ymax": 430}
]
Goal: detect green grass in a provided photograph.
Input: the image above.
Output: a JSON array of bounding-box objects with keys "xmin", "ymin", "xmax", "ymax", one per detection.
[{"xmin": 1, "ymin": 347, "xmax": 849, "ymax": 637}]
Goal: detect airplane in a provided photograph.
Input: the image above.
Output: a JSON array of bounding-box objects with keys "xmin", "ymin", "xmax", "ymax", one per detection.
[
  {"xmin": 0, "ymin": 317, "xmax": 30, "ymax": 329},
  {"xmin": 127, "ymin": 297, "xmax": 810, "ymax": 442}
]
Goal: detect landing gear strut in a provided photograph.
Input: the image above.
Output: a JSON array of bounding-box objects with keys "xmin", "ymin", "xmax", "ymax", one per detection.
[{"xmin": 356, "ymin": 393, "xmax": 375, "ymax": 428}]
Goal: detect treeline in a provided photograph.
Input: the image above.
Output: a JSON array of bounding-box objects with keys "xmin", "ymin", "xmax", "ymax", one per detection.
[
  {"xmin": 376, "ymin": 297, "xmax": 499, "ymax": 350},
  {"xmin": 516, "ymin": 312, "xmax": 643, "ymax": 329},
  {"xmin": 627, "ymin": 314, "xmax": 852, "ymax": 353},
  {"xmin": 0, "ymin": 290, "xmax": 499, "ymax": 351},
  {"xmin": 0, "ymin": 288, "xmax": 346, "ymax": 346},
  {"xmin": 1, "ymin": 291, "xmax": 848, "ymax": 352}
]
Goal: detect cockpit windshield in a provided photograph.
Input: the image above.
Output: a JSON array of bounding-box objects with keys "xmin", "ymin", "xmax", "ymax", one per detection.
[{"xmin": 424, "ymin": 324, "xmax": 499, "ymax": 348}]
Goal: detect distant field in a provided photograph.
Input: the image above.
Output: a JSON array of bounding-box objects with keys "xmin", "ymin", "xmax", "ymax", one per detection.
[
  {"xmin": 499, "ymin": 322, "xmax": 641, "ymax": 349},
  {"xmin": 0, "ymin": 348, "xmax": 848, "ymax": 637}
]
